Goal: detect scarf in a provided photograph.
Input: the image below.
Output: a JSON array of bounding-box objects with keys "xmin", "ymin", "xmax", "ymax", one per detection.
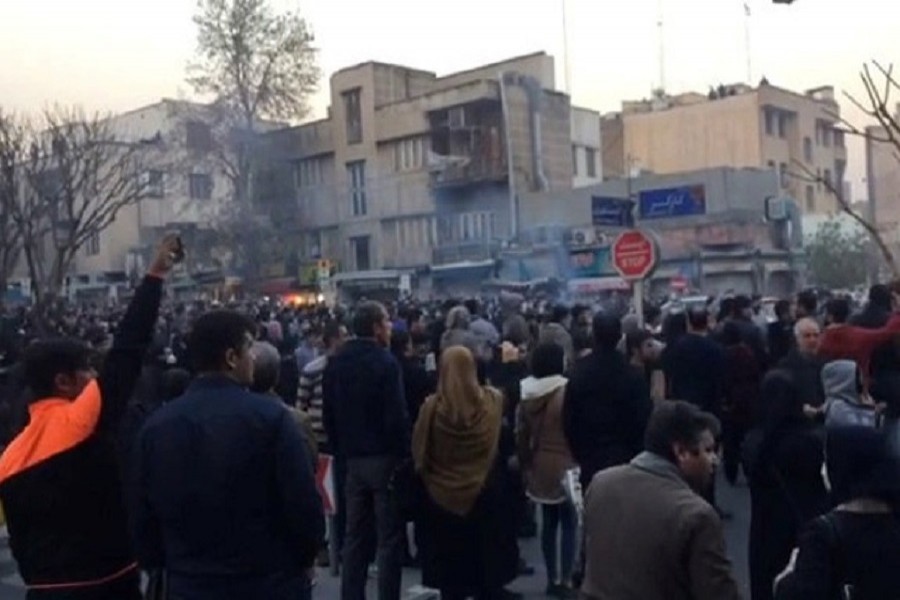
[{"xmin": 412, "ymin": 346, "xmax": 503, "ymax": 517}]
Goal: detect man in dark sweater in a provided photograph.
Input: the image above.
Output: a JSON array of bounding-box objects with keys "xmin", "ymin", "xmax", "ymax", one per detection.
[
  {"xmin": 563, "ymin": 314, "xmax": 652, "ymax": 488},
  {"xmin": 664, "ymin": 308, "xmax": 726, "ymax": 417},
  {"xmin": 323, "ymin": 301, "xmax": 410, "ymax": 600},
  {"xmin": 132, "ymin": 309, "xmax": 324, "ymax": 600}
]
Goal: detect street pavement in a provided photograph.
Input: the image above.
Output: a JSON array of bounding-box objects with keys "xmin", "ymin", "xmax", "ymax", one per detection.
[{"xmin": 0, "ymin": 471, "xmax": 751, "ymax": 599}]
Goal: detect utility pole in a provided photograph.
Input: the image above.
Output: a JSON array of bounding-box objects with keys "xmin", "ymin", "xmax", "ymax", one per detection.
[
  {"xmin": 561, "ymin": 0, "xmax": 572, "ymax": 95},
  {"xmin": 743, "ymin": 2, "xmax": 753, "ymax": 83},
  {"xmin": 657, "ymin": 0, "xmax": 666, "ymax": 93}
]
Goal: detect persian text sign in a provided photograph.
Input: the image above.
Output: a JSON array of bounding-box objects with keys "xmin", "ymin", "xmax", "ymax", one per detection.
[{"xmin": 638, "ymin": 184, "xmax": 706, "ymax": 220}]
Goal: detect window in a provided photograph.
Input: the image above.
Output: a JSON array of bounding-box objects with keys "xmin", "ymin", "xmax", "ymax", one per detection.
[
  {"xmin": 834, "ymin": 129, "xmax": 845, "ymax": 148},
  {"xmin": 805, "ymin": 185, "xmax": 815, "ymax": 212},
  {"xmin": 803, "ymin": 137, "xmax": 813, "ymax": 162},
  {"xmin": 86, "ymin": 232, "xmax": 100, "ymax": 256},
  {"xmin": 185, "ymin": 120, "xmax": 212, "ymax": 151},
  {"xmin": 822, "ymin": 126, "xmax": 831, "ymax": 147},
  {"xmin": 835, "ymin": 160, "xmax": 847, "ymax": 187},
  {"xmin": 764, "ymin": 108, "xmax": 775, "ymax": 136},
  {"xmin": 816, "ymin": 168, "xmax": 822, "ymax": 191},
  {"xmin": 146, "ymin": 170, "xmax": 165, "ymax": 198},
  {"xmin": 777, "ymin": 112, "xmax": 788, "ymax": 138},
  {"xmin": 342, "ymin": 88, "xmax": 362, "ymax": 144},
  {"xmin": 585, "ymin": 147, "xmax": 597, "ymax": 178},
  {"xmin": 572, "ymin": 145, "xmax": 579, "ymax": 176},
  {"xmin": 188, "ymin": 173, "xmax": 213, "ymax": 200},
  {"xmin": 347, "ymin": 161, "xmax": 367, "ymax": 216},
  {"xmin": 823, "ymin": 168, "xmax": 832, "ymax": 189},
  {"xmin": 351, "ymin": 236, "xmax": 370, "ymax": 271},
  {"xmin": 779, "ymin": 162, "xmax": 789, "ymax": 188},
  {"xmin": 394, "ymin": 138, "xmax": 424, "ymax": 171},
  {"xmin": 295, "ymin": 158, "xmax": 323, "ymax": 187}
]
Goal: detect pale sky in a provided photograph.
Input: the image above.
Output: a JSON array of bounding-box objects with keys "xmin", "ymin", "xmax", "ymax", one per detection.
[{"xmin": 2, "ymin": 0, "xmax": 897, "ymax": 195}]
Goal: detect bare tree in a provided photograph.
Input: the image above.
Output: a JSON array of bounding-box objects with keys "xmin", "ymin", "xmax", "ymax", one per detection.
[
  {"xmin": 790, "ymin": 60, "xmax": 900, "ymax": 280},
  {"xmin": 185, "ymin": 0, "xmax": 320, "ymax": 280},
  {"xmin": 0, "ymin": 109, "xmax": 27, "ymax": 297},
  {"xmin": 16, "ymin": 106, "xmax": 159, "ymax": 308}
]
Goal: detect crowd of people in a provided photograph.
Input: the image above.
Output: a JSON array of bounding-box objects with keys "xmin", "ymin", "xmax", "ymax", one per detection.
[{"xmin": 0, "ymin": 235, "xmax": 898, "ymax": 600}]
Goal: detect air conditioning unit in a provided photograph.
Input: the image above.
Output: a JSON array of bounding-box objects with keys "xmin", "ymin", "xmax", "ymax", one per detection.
[
  {"xmin": 568, "ymin": 227, "xmax": 596, "ymax": 246},
  {"xmin": 448, "ymin": 107, "xmax": 466, "ymax": 128}
]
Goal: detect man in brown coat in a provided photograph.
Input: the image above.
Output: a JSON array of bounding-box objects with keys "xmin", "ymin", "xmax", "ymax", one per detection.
[{"xmin": 581, "ymin": 401, "xmax": 742, "ymax": 600}]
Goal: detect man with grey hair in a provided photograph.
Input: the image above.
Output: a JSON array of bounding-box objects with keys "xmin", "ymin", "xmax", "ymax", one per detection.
[
  {"xmin": 251, "ymin": 341, "xmax": 318, "ymax": 467},
  {"xmin": 776, "ymin": 317, "xmax": 825, "ymax": 409}
]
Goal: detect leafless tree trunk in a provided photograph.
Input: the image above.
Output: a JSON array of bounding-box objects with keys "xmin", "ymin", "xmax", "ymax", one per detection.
[
  {"xmin": 16, "ymin": 106, "xmax": 159, "ymax": 310},
  {"xmin": 792, "ymin": 61, "xmax": 900, "ymax": 281},
  {"xmin": 0, "ymin": 110, "xmax": 27, "ymax": 298}
]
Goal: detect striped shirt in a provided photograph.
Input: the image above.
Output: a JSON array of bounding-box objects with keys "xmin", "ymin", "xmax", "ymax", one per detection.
[{"xmin": 298, "ymin": 355, "xmax": 328, "ymax": 450}]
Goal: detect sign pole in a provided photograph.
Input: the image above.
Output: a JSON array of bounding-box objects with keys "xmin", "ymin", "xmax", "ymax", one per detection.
[{"xmin": 634, "ymin": 279, "xmax": 645, "ymax": 327}]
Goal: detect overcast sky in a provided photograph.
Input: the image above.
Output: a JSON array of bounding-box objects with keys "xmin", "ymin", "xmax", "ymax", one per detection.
[{"xmin": 2, "ymin": 0, "xmax": 896, "ymax": 195}]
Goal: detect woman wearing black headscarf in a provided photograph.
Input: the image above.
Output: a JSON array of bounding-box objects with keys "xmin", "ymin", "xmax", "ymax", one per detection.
[{"xmin": 745, "ymin": 370, "xmax": 829, "ymax": 600}]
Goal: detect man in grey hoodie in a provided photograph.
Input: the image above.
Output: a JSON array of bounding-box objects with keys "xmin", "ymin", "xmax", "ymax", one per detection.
[{"xmin": 822, "ymin": 359, "xmax": 878, "ymax": 428}]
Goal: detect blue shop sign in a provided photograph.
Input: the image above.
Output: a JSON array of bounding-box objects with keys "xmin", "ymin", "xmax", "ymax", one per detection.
[
  {"xmin": 638, "ymin": 184, "xmax": 706, "ymax": 220},
  {"xmin": 591, "ymin": 196, "xmax": 634, "ymax": 227}
]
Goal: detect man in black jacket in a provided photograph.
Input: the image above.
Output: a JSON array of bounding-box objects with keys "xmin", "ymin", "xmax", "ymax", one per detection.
[
  {"xmin": 132, "ymin": 310, "xmax": 324, "ymax": 600},
  {"xmin": 563, "ymin": 314, "xmax": 652, "ymax": 488},
  {"xmin": 0, "ymin": 235, "xmax": 177, "ymax": 599},
  {"xmin": 323, "ymin": 301, "xmax": 410, "ymax": 600}
]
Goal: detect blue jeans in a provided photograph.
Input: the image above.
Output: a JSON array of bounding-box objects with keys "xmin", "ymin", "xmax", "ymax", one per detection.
[{"xmin": 541, "ymin": 502, "xmax": 576, "ymax": 585}]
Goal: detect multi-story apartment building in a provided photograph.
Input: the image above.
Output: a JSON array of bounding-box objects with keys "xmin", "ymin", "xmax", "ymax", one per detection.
[
  {"xmin": 265, "ymin": 52, "xmax": 592, "ymax": 297},
  {"xmin": 602, "ymin": 82, "xmax": 849, "ymax": 215}
]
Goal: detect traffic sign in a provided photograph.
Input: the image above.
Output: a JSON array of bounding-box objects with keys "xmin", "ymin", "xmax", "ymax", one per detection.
[{"xmin": 612, "ymin": 229, "xmax": 659, "ymax": 281}]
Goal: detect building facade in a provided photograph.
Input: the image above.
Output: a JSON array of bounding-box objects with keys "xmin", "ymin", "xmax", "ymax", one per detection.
[
  {"xmin": 517, "ymin": 167, "xmax": 803, "ymax": 296},
  {"xmin": 268, "ymin": 51, "xmax": 591, "ymax": 298},
  {"xmin": 604, "ymin": 82, "xmax": 848, "ymax": 215}
]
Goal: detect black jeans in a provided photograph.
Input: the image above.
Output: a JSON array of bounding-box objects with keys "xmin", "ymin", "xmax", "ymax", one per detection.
[
  {"xmin": 721, "ymin": 417, "xmax": 746, "ymax": 485},
  {"xmin": 341, "ymin": 455, "xmax": 404, "ymax": 600}
]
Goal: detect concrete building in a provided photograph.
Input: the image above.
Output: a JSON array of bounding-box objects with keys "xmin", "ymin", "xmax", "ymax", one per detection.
[
  {"xmin": 603, "ymin": 82, "xmax": 849, "ymax": 215},
  {"xmin": 267, "ymin": 51, "xmax": 591, "ymax": 299},
  {"xmin": 517, "ymin": 167, "xmax": 804, "ymax": 296}
]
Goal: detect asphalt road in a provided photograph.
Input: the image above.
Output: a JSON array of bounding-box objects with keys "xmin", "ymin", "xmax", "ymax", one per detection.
[{"xmin": 0, "ymin": 471, "xmax": 752, "ymax": 599}]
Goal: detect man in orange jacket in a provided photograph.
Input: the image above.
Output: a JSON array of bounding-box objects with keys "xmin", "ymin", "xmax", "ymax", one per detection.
[{"xmin": 0, "ymin": 235, "xmax": 178, "ymax": 599}]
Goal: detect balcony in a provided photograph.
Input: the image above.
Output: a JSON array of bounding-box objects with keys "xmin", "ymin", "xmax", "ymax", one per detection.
[
  {"xmin": 432, "ymin": 240, "xmax": 500, "ymax": 266},
  {"xmin": 429, "ymin": 156, "xmax": 507, "ymax": 189}
]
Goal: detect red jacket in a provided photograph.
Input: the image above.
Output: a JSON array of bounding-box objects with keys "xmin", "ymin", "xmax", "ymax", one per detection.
[{"xmin": 818, "ymin": 313, "xmax": 900, "ymax": 379}]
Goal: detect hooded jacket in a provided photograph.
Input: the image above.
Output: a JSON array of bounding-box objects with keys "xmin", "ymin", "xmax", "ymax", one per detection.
[
  {"xmin": 822, "ymin": 360, "xmax": 877, "ymax": 429},
  {"xmin": 516, "ymin": 375, "xmax": 574, "ymax": 503}
]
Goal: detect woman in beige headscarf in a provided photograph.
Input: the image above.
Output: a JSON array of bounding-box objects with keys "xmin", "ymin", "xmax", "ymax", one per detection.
[{"xmin": 412, "ymin": 346, "xmax": 519, "ymax": 600}]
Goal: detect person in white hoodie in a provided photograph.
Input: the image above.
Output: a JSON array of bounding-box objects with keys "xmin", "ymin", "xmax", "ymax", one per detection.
[
  {"xmin": 516, "ymin": 342, "xmax": 577, "ymax": 598},
  {"xmin": 822, "ymin": 359, "xmax": 879, "ymax": 429}
]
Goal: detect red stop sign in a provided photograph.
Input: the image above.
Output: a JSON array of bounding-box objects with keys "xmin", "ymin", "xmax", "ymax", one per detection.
[{"xmin": 612, "ymin": 229, "xmax": 658, "ymax": 280}]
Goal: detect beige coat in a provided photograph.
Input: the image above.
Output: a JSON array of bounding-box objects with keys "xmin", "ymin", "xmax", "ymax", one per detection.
[
  {"xmin": 581, "ymin": 452, "xmax": 742, "ymax": 600},
  {"xmin": 515, "ymin": 376, "xmax": 575, "ymax": 503}
]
